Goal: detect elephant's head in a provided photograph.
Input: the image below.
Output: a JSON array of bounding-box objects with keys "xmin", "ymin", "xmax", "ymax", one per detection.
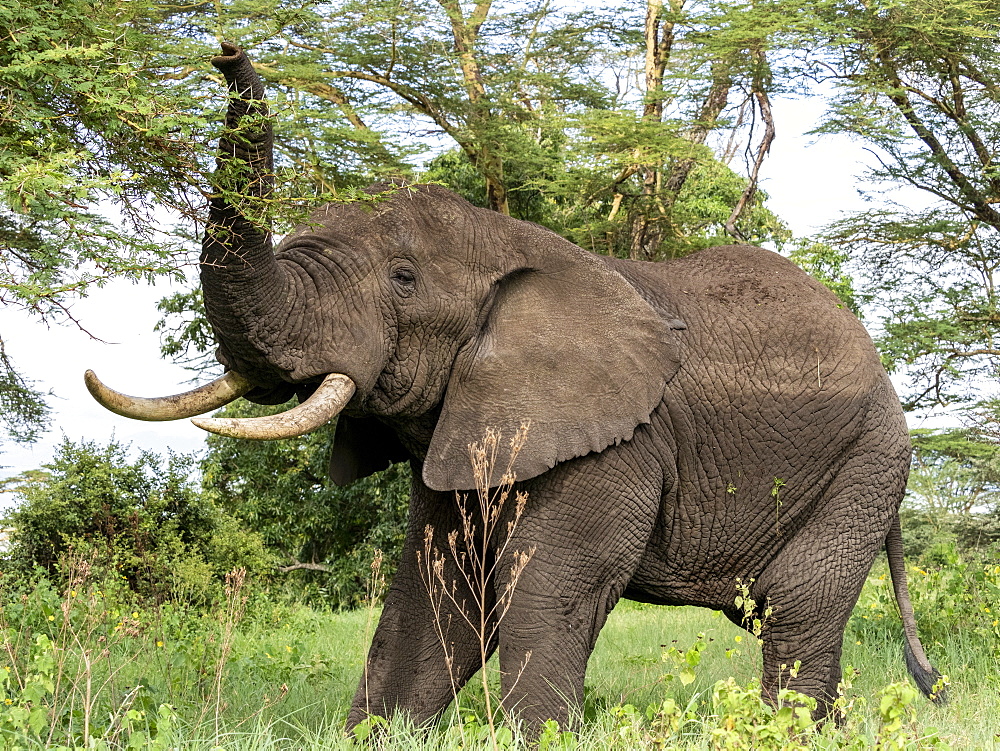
[{"xmin": 87, "ymin": 44, "xmax": 681, "ymax": 491}]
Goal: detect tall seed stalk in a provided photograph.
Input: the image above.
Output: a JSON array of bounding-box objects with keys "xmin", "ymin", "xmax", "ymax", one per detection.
[{"xmin": 419, "ymin": 423, "xmax": 535, "ymax": 749}]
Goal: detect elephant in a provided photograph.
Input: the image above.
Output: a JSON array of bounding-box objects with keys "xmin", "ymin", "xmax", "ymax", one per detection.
[{"xmin": 86, "ymin": 44, "xmax": 943, "ymax": 730}]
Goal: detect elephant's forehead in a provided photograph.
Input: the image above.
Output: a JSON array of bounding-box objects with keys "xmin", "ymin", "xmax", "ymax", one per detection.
[{"xmin": 279, "ymin": 199, "xmax": 480, "ymax": 258}]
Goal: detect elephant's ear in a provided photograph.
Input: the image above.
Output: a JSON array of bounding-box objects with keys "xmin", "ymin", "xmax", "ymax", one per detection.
[
  {"xmin": 423, "ymin": 236, "xmax": 681, "ymax": 491},
  {"xmin": 329, "ymin": 416, "xmax": 410, "ymax": 486}
]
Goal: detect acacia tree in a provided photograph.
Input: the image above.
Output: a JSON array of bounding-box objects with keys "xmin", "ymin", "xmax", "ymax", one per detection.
[
  {"xmin": 524, "ymin": 0, "xmax": 794, "ymax": 261},
  {"xmin": 0, "ymin": 0, "xmax": 422, "ymax": 436},
  {"xmin": 0, "ymin": 0, "xmax": 205, "ymax": 441},
  {"xmin": 159, "ymin": 0, "xmax": 617, "ymax": 216},
  {"xmin": 909, "ymin": 428, "xmax": 1000, "ymax": 513},
  {"xmin": 795, "ymin": 0, "xmax": 1000, "ymax": 411}
]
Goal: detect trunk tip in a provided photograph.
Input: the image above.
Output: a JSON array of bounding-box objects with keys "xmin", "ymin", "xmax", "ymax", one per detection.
[{"xmin": 212, "ymin": 42, "xmax": 242, "ymax": 69}]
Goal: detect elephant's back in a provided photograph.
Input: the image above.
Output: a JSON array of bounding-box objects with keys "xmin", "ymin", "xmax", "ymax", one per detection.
[{"xmin": 609, "ymin": 245, "xmax": 882, "ymax": 398}]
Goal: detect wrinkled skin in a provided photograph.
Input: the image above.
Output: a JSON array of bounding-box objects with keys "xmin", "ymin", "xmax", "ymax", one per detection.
[{"xmin": 95, "ymin": 46, "xmax": 941, "ymax": 730}]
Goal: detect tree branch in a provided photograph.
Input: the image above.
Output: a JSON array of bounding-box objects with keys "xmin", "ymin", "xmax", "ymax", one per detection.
[
  {"xmin": 875, "ymin": 47, "xmax": 1000, "ymax": 228},
  {"xmin": 277, "ymin": 561, "xmax": 333, "ymax": 573},
  {"xmin": 725, "ymin": 51, "xmax": 775, "ymax": 242}
]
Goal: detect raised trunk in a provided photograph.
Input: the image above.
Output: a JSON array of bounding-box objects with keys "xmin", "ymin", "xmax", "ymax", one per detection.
[{"xmin": 201, "ymin": 44, "xmax": 288, "ymax": 380}]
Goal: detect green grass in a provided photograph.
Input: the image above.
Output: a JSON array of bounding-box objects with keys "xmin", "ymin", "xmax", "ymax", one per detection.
[
  {"xmin": 164, "ymin": 600, "xmax": 999, "ymax": 747},
  {"xmin": 1, "ymin": 569, "xmax": 997, "ymax": 749}
]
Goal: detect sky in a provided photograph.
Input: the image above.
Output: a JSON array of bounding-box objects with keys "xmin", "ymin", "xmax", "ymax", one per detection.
[{"xmin": 0, "ymin": 93, "xmax": 912, "ymax": 482}]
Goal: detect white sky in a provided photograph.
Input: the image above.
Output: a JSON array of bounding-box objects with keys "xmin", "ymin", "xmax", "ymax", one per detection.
[{"xmin": 0, "ymin": 94, "xmax": 924, "ymax": 483}]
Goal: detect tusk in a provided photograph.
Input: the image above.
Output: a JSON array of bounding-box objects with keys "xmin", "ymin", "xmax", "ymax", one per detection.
[
  {"xmin": 191, "ymin": 372, "xmax": 355, "ymax": 440},
  {"xmin": 85, "ymin": 369, "xmax": 253, "ymax": 421}
]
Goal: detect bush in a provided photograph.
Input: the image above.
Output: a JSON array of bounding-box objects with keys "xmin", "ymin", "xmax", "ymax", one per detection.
[
  {"xmin": 2, "ymin": 438, "xmax": 273, "ymax": 603},
  {"xmin": 202, "ymin": 402, "xmax": 410, "ymax": 609},
  {"xmin": 851, "ymin": 554, "xmax": 1000, "ymax": 657}
]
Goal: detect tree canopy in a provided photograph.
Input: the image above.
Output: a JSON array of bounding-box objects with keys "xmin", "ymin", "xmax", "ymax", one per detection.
[{"xmin": 4, "ymin": 0, "xmax": 1000, "ymax": 439}]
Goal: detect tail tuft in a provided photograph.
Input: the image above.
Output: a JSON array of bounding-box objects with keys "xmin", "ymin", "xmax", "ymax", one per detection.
[{"xmin": 903, "ymin": 631, "xmax": 947, "ymax": 703}]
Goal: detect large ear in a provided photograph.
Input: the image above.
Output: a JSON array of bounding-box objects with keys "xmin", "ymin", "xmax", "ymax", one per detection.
[
  {"xmin": 423, "ymin": 228, "xmax": 682, "ymax": 491},
  {"xmin": 329, "ymin": 416, "xmax": 410, "ymax": 486}
]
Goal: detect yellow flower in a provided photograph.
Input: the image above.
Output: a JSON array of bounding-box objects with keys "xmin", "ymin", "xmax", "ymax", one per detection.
[
  {"xmin": 47, "ymin": 615, "xmax": 54, "ymax": 621},
  {"xmin": 156, "ymin": 641, "xmax": 164, "ymax": 648},
  {"xmin": 285, "ymin": 645, "xmax": 292, "ymax": 652}
]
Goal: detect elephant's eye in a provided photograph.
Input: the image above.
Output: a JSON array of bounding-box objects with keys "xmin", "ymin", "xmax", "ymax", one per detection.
[{"xmin": 390, "ymin": 266, "xmax": 417, "ymax": 296}]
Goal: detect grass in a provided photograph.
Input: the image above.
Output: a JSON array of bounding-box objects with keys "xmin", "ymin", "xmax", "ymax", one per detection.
[{"xmin": 0, "ymin": 565, "xmax": 997, "ymax": 749}]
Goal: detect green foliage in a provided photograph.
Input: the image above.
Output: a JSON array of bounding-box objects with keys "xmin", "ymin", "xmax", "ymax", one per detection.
[
  {"xmin": 0, "ymin": 341, "xmax": 49, "ymax": 443},
  {"xmin": 788, "ymin": 240, "xmax": 864, "ymax": 317},
  {"xmin": 201, "ymin": 399, "xmax": 410, "ymax": 608},
  {"xmin": 0, "ymin": 565, "xmax": 982, "ymax": 748},
  {"xmin": 802, "ymin": 0, "xmax": 1000, "ymax": 409},
  {"xmin": 542, "ymin": 127, "xmax": 792, "ymax": 260},
  {"xmin": 908, "ymin": 428, "xmax": 1000, "ymax": 515},
  {"xmin": 900, "ymin": 428, "xmax": 1000, "ymax": 558},
  {"xmin": 852, "ymin": 556, "xmax": 1000, "ymax": 661},
  {"xmin": 2, "ymin": 439, "xmax": 273, "ymax": 603},
  {"xmin": 154, "ymin": 287, "xmax": 218, "ymax": 373},
  {"xmin": 422, "ymin": 148, "xmax": 553, "ymax": 226},
  {"xmin": 0, "ymin": 0, "xmax": 205, "ymax": 442}
]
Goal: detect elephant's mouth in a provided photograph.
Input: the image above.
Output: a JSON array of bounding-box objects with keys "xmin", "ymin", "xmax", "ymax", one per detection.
[{"xmin": 84, "ymin": 369, "xmax": 356, "ymax": 440}]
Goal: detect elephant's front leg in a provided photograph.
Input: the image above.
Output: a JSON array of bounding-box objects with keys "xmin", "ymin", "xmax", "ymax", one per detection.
[
  {"xmin": 347, "ymin": 478, "xmax": 495, "ymax": 728},
  {"xmin": 495, "ymin": 453, "xmax": 662, "ymax": 730}
]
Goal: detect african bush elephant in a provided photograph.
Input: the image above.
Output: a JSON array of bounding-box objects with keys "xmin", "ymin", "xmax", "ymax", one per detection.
[{"xmin": 86, "ymin": 44, "xmax": 942, "ymax": 729}]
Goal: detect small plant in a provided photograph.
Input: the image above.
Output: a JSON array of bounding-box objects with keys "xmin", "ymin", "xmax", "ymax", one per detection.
[
  {"xmin": 771, "ymin": 477, "xmax": 786, "ymax": 536},
  {"xmin": 418, "ymin": 423, "xmax": 535, "ymax": 749},
  {"xmin": 734, "ymin": 577, "xmax": 772, "ymax": 640},
  {"xmin": 0, "ymin": 553, "xmax": 179, "ymax": 748},
  {"xmin": 874, "ymin": 682, "xmax": 946, "ymax": 750}
]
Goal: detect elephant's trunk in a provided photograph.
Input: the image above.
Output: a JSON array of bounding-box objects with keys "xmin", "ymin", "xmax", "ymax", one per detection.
[
  {"xmin": 200, "ymin": 43, "xmax": 289, "ymax": 378},
  {"xmin": 83, "ymin": 44, "xmax": 360, "ymax": 437}
]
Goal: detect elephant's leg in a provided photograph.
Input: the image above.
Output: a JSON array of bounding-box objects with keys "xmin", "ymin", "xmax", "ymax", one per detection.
[
  {"xmin": 346, "ymin": 478, "xmax": 495, "ymax": 728},
  {"xmin": 494, "ymin": 453, "xmax": 662, "ymax": 730},
  {"xmin": 751, "ymin": 430, "xmax": 909, "ymax": 715}
]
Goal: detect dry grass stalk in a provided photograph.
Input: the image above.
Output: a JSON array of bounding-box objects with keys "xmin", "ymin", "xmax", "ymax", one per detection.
[
  {"xmin": 362, "ymin": 548, "xmax": 386, "ymax": 717},
  {"xmin": 199, "ymin": 566, "xmax": 248, "ymax": 741},
  {"xmin": 418, "ymin": 423, "xmax": 536, "ymax": 749}
]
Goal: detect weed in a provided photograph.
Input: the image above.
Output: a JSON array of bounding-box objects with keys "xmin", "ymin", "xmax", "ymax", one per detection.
[
  {"xmin": 734, "ymin": 577, "xmax": 772, "ymax": 640},
  {"xmin": 771, "ymin": 477, "xmax": 786, "ymax": 536},
  {"xmin": 418, "ymin": 423, "xmax": 535, "ymax": 749}
]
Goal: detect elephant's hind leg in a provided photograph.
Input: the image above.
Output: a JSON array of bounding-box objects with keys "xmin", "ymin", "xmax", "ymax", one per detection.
[{"xmin": 750, "ymin": 422, "xmax": 910, "ymax": 715}]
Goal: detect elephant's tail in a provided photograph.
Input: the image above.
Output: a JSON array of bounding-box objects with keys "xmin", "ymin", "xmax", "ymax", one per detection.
[{"xmin": 885, "ymin": 513, "xmax": 947, "ymax": 703}]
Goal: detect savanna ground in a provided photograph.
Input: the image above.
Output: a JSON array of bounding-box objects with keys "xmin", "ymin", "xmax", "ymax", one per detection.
[{"xmin": 1, "ymin": 554, "xmax": 997, "ymax": 750}]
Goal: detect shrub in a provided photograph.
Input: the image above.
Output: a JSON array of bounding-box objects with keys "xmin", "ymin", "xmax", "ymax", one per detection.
[
  {"xmin": 851, "ymin": 554, "xmax": 1000, "ymax": 658},
  {"xmin": 2, "ymin": 438, "xmax": 273, "ymax": 603},
  {"xmin": 201, "ymin": 403, "xmax": 410, "ymax": 609}
]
